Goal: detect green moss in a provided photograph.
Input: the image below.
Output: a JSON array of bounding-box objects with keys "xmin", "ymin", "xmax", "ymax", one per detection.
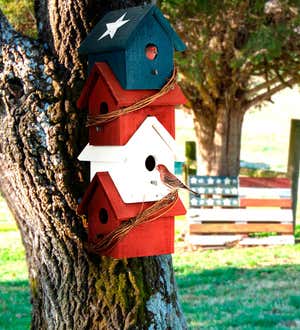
[{"xmin": 93, "ymin": 257, "xmax": 149, "ymax": 325}]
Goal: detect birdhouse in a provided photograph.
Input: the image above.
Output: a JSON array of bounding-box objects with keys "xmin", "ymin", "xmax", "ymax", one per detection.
[
  {"xmin": 78, "ymin": 5, "xmax": 186, "ymax": 90},
  {"xmin": 77, "ymin": 172, "xmax": 186, "ymax": 259},
  {"xmin": 78, "ymin": 116, "xmax": 183, "ymax": 203},
  {"xmin": 77, "ymin": 62, "xmax": 186, "ymax": 146}
]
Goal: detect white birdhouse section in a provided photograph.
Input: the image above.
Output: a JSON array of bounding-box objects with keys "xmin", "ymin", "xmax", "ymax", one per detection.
[{"xmin": 78, "ymin": 116, "xmax": 182, "ymax": 203}]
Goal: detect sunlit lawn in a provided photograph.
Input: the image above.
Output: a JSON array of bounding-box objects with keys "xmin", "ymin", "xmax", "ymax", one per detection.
[
  {"xmin": 1, "ymin": 198, "xmax": 300, "ymax": 329},
  {"xmin": 174, "ymin": 243, "xmax": 300, "ymax": 329},
  {"xmin": 0, "ymin": 224, "xmax": 30, "ymax": 330}
]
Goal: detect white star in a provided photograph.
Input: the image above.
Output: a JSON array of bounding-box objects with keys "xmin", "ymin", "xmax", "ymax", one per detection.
[
  {"xmin": 215, "ymin": 187, "xmax": 223, "ymax": 194},
  {"xmin": 207, "ymin": 177, "xmax": 214, "ymax": 185},
  {"xmin": 98, "ymin": 13, "xmax": 130, "ymax": 41},
  {"xmin": 224, "ymin": 177, "xmax": 231, "ymax": 185},
  {"xmin": 232, "ymin": 188, "xmax": 238, "ymax": 194}
]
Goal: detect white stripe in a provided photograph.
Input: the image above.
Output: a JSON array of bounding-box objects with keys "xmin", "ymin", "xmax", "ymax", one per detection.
[
  {"xmin": 239, "ymin": 187, "xmax": 291, "ymax": 198},
  {"xmin": 188, "ymin": 208, "xmax": 293, "ymax": 222}
]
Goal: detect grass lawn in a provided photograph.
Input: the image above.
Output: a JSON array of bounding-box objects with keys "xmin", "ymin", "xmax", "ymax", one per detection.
[
  {"xmin": 174, "ymin": 244, "xmax": 300, "ymax": 329},
  {"xmin": 0, "ymin": 200, "xmax": 31, "ymax": 330},
  {"xmin": 1, "ymin": 201, "xmax": 300, "ymax": 330}
]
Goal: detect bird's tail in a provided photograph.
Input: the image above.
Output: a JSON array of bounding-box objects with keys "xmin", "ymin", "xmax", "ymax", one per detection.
[{"xmin": 187, "ymin": 187, "xmax": 199, "ymax": 196}]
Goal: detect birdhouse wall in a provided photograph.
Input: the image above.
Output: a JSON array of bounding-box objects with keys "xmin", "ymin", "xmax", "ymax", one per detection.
[
  {"xmin": 86, "ymin": 183, "xmax": 176, "ymax": 258},
  {"xmin": 88, "ymin": 75, "xmax": 118, "ymax": 117},
  {"xmin": 79, "ymin": 116, "xmax": 182, "ymax": 202},
  {"xmin": 88, "ymin": 51, "xmax": 126, "ymax": 81},
  {"xmin": 89, "ymin": 105, "xmax": 175, "ymax": 146},
  {"xmin": 88, "ymin": 75, "xmax": 121, "ymax": 145},
  {"xmin": 77, "ymin": 171, "xmax": 186, "ymax": 258},
  {"xmin": 97, "ymin": 216, "xmax": 175, "ymax": 259},
  {"xmin": 77, "ymin": 62, "xmax": 186, "ymax": 145},
  {"xmin": 125, "ymin": 17, "xmax": 174, "ymax": 90},
  {"xmin": 87, "ymin": 184, "xmax": 119, "ymax": 238},
  {"xmin": 89, "ymin": 155, "xmax": 172, "ymax": 202},
  {"xmin": 86, "ymin": 19, "xmax": 173, "ymax": 90}
]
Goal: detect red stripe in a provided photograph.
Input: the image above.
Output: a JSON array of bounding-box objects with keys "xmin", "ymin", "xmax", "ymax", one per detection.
[
  {"xmin": 239, "ymin": 177, "xmax": 291, "ymax": 188},
  {"xmin": 240, "ymin": 198, "xmax": 292, "ymax": 208}
]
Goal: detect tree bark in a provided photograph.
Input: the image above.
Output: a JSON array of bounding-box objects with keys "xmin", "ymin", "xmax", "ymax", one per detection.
[
  {"xmin": 193, "ymin": 103, "xmax": 244, "ymax": 176},
  {"xmin": 0, "ymin": 2, "xmax": 186, "ymax": 329},
  {"xmin": 181, "ymin": 76, "xmax": 246, "ymax": 176}
]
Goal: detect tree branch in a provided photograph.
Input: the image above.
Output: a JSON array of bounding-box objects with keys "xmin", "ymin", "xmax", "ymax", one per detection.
[
  {"xmin": 246, "ymin": 76, "xmax": 282, "ymax": 96},
  {"xmin": 244, "ymin": 77, "xmax": 299, "ymax": 112},
  {"xmin": 182, "ymin": 74, "xmax": 217, "ymax": 112},
  {"xmin": 274, "ymin": 67, "xmax": 293, "ymax": 88}
]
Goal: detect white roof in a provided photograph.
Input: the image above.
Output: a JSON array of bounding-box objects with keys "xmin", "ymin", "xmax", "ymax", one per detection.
[{"xmin": 78, "ymin": 116, "xmax": 182, "ymax": 162}]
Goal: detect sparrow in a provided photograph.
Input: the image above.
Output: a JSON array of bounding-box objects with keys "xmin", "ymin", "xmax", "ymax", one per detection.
[{"xmin": 156, "ymin": 164, "xmax": 199, "ymax": 195}]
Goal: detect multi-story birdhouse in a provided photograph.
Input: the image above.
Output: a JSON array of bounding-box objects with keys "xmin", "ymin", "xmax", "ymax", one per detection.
[
  {"xmin": 77, "ymin": 62, "xmax": 186, "ymax": 146},
  {"xmin": 78, "ymin": 116, "xmax": 182, "ymax": 203},
  {"xmin": 77, "ymin": 5, "xmax": 187, "ymax": 258},
  {"xmin": 78, "ymin": 5, "xmax": 186, "ymax": 90},
  {"xmin": 77, "ymin": 172, "xmax": 186, "ymax": 258}
]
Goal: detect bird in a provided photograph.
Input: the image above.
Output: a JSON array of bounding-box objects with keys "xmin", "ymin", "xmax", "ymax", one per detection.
[
  {"xmin": 156, "ymin": 164, "xmax": 199, "ymax": 195},
  {"xmin": 145, "ymin": 44, "xmax": 158, "ymax": 60}
]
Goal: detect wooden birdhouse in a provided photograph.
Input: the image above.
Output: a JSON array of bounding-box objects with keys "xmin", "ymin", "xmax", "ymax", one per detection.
[
  {"xmin": 77, "ymin": 62, "xmax": 186, "ymax": 146},
  {"xmin": 78, "ymin": 116, "xmax": 183, "ymax": 203},
  {"xmin": 77, "ymin": 172, "xmax": 186, "ymax": 259},
  {"xmin": 78, "ymin": 5, "xmax": 186, "ymax": 90}
]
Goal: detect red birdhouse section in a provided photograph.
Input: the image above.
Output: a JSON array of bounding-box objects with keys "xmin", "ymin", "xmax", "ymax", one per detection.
[
  {"xmin": 77, "ymin": 172, "xmax": 186, "ymax": 259},
  {"xmin": 77, "ymin": 62, "xmax": 186, "ymax": 146}
]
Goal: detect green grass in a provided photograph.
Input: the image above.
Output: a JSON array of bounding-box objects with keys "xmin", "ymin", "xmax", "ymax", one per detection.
[
  {"xmin": 1, "ymin": 197, "xmax": 300, "ymax": 329},
  {"xmin": 174, "ymin": 245, "xmax": 300, "ymax": 329},
  {"xmin": 0, "ymin": 281, "xmax": 31, "ymax": 330},
  {"xmin": 0, "ymin": 205, "xmax": 30, "ymax": 330}
]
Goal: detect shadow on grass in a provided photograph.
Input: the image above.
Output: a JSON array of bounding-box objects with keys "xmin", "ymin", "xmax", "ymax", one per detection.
[
  {"xmin": 0, "ymin": 280, "xmax": 31, "ymax": 330},
  {"xmin": 176, "ymin": 264, "xmax": 300, "ymax": 330}
]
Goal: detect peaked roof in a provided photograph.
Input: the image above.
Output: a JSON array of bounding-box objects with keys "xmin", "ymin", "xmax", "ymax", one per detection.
[
  {"xmin": 77, "ymin": 62, "xmax": 186, "ymax": 110},
  {"xmin": 78, "ymin": 5, "xmax": 186, "ymax": 55},
  {"xmin": 78, "ymin": 116, "xmax": 181, "ymax": 162},
  {"xmin": 77, "ymin": 172, "xmax": 186, "ymax": 219}
]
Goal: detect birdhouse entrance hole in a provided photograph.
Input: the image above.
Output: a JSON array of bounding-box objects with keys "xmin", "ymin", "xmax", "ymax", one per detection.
[
  {"xmin": 145, "ymin": 155, "xmax": 156, "ymax": 171},
  {"xmin": 145, "ymin": 44, "xmax": 158, "ymax": 60},
  {"xmin": 100, "ymin": 102, "xmax": 109, "ymax": 114},
  {"xmin": 99, "ymin": 208, "xmax": 109, "ymax": 224}
]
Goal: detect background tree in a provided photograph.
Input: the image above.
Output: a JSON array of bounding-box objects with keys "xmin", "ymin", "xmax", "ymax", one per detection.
[
  {"xmin": 162, "ymin": 0, "xmax": 300, "ymax": 175},
  {"xmin": 0, "ymin": 1, "xmax": 187, "ymax": 328}
]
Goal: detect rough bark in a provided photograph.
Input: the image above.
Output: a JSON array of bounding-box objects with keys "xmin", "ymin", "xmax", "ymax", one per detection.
[
  {"xmin": 192, "ymin": 103, "xmax": 244, "ymax": 176},
  {"xmin": 0, "ymin": 1, "xmax": 186, "ymax": 329},
  {"xmin": 181, "ymin": 74, "xmax": 247, "ymax": 176}
]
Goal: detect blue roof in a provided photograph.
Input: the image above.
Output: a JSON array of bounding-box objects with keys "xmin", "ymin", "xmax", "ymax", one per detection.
[{"xmin": 78, "ymin": 5, "xmax": 186, "ymax": 54}]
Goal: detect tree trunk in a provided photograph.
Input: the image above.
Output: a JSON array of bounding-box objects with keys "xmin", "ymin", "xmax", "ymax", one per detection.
[
  {"xmin": 0, "ymin": 2, "xmax": 186, "ymax": 329},
  {"xmin": 192, "ymin": 102, "xmax": 245, "ymax": 176}
]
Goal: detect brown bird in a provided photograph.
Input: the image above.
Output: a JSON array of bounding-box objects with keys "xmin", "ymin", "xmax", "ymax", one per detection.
[{"xmin": 156, "ymin": 164, "xmax": 199, "ymax": 195}]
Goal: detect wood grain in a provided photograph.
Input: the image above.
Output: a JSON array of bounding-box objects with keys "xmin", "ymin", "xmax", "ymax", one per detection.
[{"xmin": 190, "ymin": 223, "xmax": 293, "ymax": 234}]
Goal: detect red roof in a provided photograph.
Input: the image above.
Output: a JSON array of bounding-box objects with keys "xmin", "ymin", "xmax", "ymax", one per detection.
[
  {"xmin": 77, "ymin": 62, "xmax": 186, "ymax": 109},
  {"xmin": 77, "ymin": 172, "xmax": 186, "ymax": 219}
]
